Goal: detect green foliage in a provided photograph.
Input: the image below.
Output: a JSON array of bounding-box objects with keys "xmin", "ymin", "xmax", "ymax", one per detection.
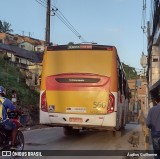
[
  {"xmin": 122, "ymin": 62, "xmax": 138, "ymax": 80},
  {"xmin": 0, "ymin": 20, "xmax": 13, "ymax": 33},
  {"xmin": 0, "ymin": 54, "xmax": 39, "ymax": 106}
]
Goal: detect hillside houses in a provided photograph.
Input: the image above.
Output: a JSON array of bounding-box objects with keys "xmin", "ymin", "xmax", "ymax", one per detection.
[
  {"xmin": 0, "ymin": 33, "xmax": 45, "ymax": 88},
  {"xmin": 0, "ymin": 38, "xmax": 43, "ymax": 90},
  {"xmin": 0, "ymin": 33, "xmax": 45, "ymax": 52}
]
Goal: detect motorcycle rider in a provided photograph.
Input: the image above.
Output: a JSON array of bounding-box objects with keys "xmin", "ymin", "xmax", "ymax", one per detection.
[{"xmin": 0, "ymin": 86, "xmax": 21, "ymax": 149}]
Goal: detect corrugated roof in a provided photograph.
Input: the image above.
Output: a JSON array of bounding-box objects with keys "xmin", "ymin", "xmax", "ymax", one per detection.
[{"xmin": 0, "ymin": 43, "xmax": 43, "ymax": 63}]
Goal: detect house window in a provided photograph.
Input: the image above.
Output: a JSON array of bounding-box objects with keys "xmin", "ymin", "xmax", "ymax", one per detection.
[
  {"xmin": 15, "ymin": 57, "xmax": 19, "ymax": 63},
  {"xmin": 21, "ymin": 45, "xmax": 25, "ymax": 49},
  {"xmin": 37, "ymin": 48, "xmax": 41, "ymax": 51},
  {"xmin": 152, "ymin": 58, "xmax": 158, "ymax": 62}
]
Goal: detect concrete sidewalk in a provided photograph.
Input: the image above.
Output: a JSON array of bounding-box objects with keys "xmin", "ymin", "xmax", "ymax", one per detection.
[{"xmin": 126, "ymin": 122, "xmax": 155, "ymax": 159}]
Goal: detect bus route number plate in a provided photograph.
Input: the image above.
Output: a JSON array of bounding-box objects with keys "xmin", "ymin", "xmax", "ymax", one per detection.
[{"xmin": 69, "ymin": 117, "xmax": 83, "ymax": 123}]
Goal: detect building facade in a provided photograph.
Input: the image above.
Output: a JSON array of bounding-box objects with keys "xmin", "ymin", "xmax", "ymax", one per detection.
[
  {"xmin": 147, "ymin": 0, "xmax": 160, "ymax": 106},
  {"xmin": 0, "ymin": 43, "xmax": 43, "ymax": 90},
  {"xmin": 128, "ymin": 79, "xmax": 147, "ymax": 116},
  {"xmin": 0, "ymin": 33, "xmax": 45, "ymax": 51}
]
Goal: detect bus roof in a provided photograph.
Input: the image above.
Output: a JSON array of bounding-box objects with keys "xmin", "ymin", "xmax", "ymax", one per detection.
[{"xmin": 47, "ymin": 44, "xmax": 115, "ymax": 51}]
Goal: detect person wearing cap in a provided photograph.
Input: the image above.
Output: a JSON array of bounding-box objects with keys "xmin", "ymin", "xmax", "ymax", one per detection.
[
  {"xmin": 146, "ymin": 96, "xmax": 160, "ymax": 158},
  {"xmin": 0, "ymin": 86, "xmax": 21, "ymax": 149}
]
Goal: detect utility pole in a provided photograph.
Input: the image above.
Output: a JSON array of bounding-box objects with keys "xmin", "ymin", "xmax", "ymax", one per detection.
[
  {"xmin": 147, "ymin": 21, "xmax": 150, "ymax": 44},
  {"xmin": 45, "ymin": 0, "xmax": 51, "ymax": 45}
]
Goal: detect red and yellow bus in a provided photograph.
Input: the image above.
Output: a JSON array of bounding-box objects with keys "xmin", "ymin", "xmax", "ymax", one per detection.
[{"xmin": 40, "ymin": 44, "xmax": 130, "ymax": 135}]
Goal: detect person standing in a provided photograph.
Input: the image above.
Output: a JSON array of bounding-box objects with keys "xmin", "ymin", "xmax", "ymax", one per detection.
[
  {"xmin": 146, "ymin": 96, "xmax": 160, "ymax": 159},
  {"xmin": 11, "ymin": 90, "xmax": 17, "ymax": 106},
  {"xmin": 133, "ymin": 101, "xmax": 138, "ymax": 121}
]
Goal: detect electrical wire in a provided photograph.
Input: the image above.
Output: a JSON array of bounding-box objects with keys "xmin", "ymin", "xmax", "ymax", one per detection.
[
  {"xmin": 53, "ymin": 11, "xmax": 82, "ymax": 39},
  {"xmin": 35, "ymin": 0, "xmax": 87, "ymax": 42},
  {"xmin": 53, "ymin": 10, "xmax": 87, "ymax": 42},
  {"xmin": 49, "ymin": 0, "xmax": 87, "ymax": 42},
  {"xmin": 53, "ymin": 9, "xmax": 85, "ymax": 41},
  {"xmin": 149, "ymin": 0, "xmax": 153, "ymax": 34},
  {"xmin": 141, "ymin": 0, "xmax": 148, "ymax": 54},
  {"xmin": 141, "ymin": 0, "xmax": 147, "ymax": 33},
  {"xmin": 50, "ymin": 3, "xmax": 87, "ymax": 42},
  {"xmin": 35, "ymin": 0, "xmax": 46, "ymax": 8}
]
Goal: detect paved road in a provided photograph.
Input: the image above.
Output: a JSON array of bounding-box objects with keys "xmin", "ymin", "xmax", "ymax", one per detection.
[{"xmin": 1, "ymin": 123, "xmax": 154, "ymax": 159}]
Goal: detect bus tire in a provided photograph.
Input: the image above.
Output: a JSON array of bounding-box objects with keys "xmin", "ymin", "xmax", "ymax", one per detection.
[
  {"xmin": 63, "ymin": 127, "xmax": 80, "ymax": 136},
  {"xmin": 63, "ymin": 127, "xmax": 73, "ymax": 136},
  {"xmin": 73, "ymin": 129, "xmax": 80, "ymax": 135}
]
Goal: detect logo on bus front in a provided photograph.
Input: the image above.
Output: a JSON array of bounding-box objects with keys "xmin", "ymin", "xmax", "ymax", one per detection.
[{"xmin": 68, "ymin": 45, "xmax": 80, "ymax": 49}]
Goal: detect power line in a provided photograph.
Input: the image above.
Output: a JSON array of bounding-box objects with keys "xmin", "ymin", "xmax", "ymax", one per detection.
[
  {"xmin": 52, "ymin": 8, "xmax": 86, "ymax": 42},
  {"xmin": 35, "ymin": 0, "xmax": 46, "ymax": 8},
  {"xmin": 141, "ymin": 0, "xmax": 148, "ymax": 54},
  {"xmin": 35, "ymin": 0, "xmax": 87, "ymax": 42},
  {"xmin": 141, "ymin": 0, "xmax": 147, "ymax": 33},
  {"xmin": 53, "ymin": 11, "xmax": 81, "ymax": 38},
  {"xmin": 51, "ymin": 6, "xmax": 86, "ymax": 41},
  {"xmin": 49, "ymin": 1, "xmax": 87, "ymax": 42}
]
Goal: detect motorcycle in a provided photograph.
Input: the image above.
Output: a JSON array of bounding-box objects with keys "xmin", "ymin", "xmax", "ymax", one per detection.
[{"xmin": 0, "ymin": 111, "xmax": 25, "ymax": 151}]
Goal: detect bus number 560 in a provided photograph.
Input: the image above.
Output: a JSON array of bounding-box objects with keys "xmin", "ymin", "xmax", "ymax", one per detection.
[{"xmin": 93, "ymin": 102, "xmax": 106, "ymax": 108}]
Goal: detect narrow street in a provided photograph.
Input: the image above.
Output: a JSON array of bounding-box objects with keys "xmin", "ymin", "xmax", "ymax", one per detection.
[
  {"xmin": 0, "ymin": 1, "xmax": 160, "ymax": 159},
  {"xmin": 24, "ymin": 123, "xmax": 141, "ymax": 151},
  {"xmin": 1, "ymin": 122, "xmax": 154, "ymax": 159}
]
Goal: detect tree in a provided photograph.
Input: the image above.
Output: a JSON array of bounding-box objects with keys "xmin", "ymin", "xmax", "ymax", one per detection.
[
  {"xmin": 0, "ymin": 21, "xmax": 3, "ymax": 32},
  {"xmin": 0, "ymin": 20, "xmax": 13, "ymax": 33},
  {"xmin": 122, "ymin": 63, "xmax": 138, "ymax": 80}
]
